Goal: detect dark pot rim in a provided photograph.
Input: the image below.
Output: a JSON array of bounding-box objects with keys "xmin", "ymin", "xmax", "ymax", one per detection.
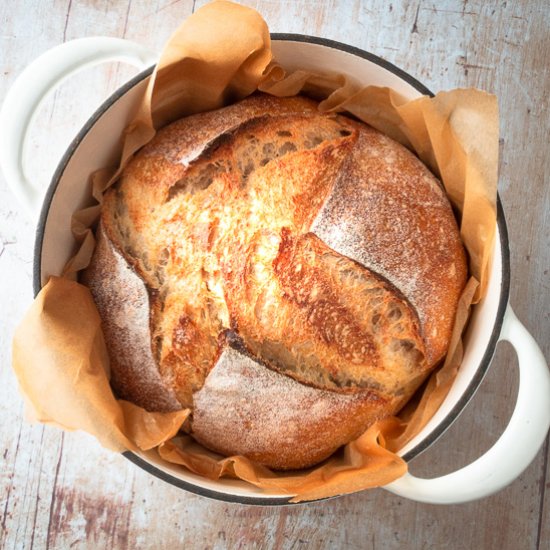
[{"xmin": 33, "ymin": 33, "xmax": 510, "ymax": 506}]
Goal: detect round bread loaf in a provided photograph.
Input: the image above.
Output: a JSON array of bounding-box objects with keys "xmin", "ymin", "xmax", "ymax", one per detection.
[{"xmin": 82, "ymin": 93, "xmax": 467, "ymax": 470}]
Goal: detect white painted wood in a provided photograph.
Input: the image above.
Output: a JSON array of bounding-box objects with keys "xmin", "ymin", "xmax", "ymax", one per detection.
[{"xmin": 1, "ymin": 1, "xmax": 548, "ymax": 548}]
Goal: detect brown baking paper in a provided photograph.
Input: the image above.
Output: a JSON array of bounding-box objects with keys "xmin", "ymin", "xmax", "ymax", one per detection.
[{"xmin": 12, "ymin": 0, "xmax": 498, "ymax": 502}]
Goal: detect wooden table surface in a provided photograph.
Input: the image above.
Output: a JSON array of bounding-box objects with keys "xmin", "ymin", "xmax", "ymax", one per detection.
[{"xmin": 1, "ymin": 1, "xmax": 549, "ymax": 548}]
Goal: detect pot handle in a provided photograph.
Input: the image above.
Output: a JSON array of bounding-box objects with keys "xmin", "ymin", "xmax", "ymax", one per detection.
[
  {"xmin": 0, "ymin": 37, "xmax": 157, "ymax": 220},
  {"xmin": 384, "ymin": 304, "xmax": 550, "ymax": 503}
]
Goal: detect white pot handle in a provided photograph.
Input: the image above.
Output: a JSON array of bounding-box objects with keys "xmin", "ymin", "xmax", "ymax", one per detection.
[
  {"xmin": 385, "ymin": 304, "xmax": 550, "ymax": 504},
  {"xmin": 0, "ymin": 37, "xmax": 157, "ymax": 220}
]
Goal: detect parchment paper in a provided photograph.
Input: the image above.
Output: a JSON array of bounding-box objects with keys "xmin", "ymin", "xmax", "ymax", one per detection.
[{"xmin": 12, "ymin": 0, "xmax": 498, "ymax": 502}]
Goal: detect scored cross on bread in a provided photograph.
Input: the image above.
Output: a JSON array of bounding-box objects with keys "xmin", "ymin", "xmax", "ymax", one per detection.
[{"xmin": 82, "ymin": 94, "xmax": 467, "ymax": 470}]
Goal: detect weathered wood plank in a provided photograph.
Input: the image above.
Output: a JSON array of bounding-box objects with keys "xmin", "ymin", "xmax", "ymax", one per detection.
[{"xmin": 0, "ymin": 1, "xmax": 548, "ymax": 549}]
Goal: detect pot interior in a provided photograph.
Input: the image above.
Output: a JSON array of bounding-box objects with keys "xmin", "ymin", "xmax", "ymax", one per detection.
[{"xmin": 35, "ymin": 37, "xmax": 508, "ymax": 503}]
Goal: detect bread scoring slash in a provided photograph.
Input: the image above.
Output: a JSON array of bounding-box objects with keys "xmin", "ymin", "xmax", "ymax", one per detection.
[{"xmin": 82, "ymin": 93, "xmax": 467, "ymax": 470}]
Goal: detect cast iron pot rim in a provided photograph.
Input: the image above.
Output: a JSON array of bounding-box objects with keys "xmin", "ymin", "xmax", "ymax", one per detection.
[{"xmin": 33, "ymin": 33, "xmax": 511, "ymax": 506}]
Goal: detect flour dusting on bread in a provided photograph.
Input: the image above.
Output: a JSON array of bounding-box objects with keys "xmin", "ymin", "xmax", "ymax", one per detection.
[{"xmin": 192, "ymin": 335, "xmax": 388, "ymax": 470}]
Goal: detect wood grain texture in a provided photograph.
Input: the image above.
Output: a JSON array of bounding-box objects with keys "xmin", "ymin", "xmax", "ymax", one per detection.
[{"xmin": 0, "ymin": 1, "xmax": 548, "ymax": 549}]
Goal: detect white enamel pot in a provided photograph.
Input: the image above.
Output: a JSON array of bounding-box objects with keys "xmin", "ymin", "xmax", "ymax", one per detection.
[{"xmin": 1, "ymin": 35, "xmax": 549, "ymax": 505}]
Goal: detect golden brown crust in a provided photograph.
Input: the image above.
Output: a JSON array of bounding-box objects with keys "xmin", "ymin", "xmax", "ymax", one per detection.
[
  {"xmin": 81, "ymin": 223, "xmax": 181, "ymax": 412},
  {"xmin": 311, "ymin": 122, "xmax": 468, "ymax": 365},
  {"xmin": 192, "ymin": 334, "xmax": 392, "ymax": 470},
  {"xmin": 224, "ymin": 229, "xmax": 427, "ymax": 396},
  {"xmin": 83, "ymin": 93, "xmax": 467, "ymax": 469}
]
